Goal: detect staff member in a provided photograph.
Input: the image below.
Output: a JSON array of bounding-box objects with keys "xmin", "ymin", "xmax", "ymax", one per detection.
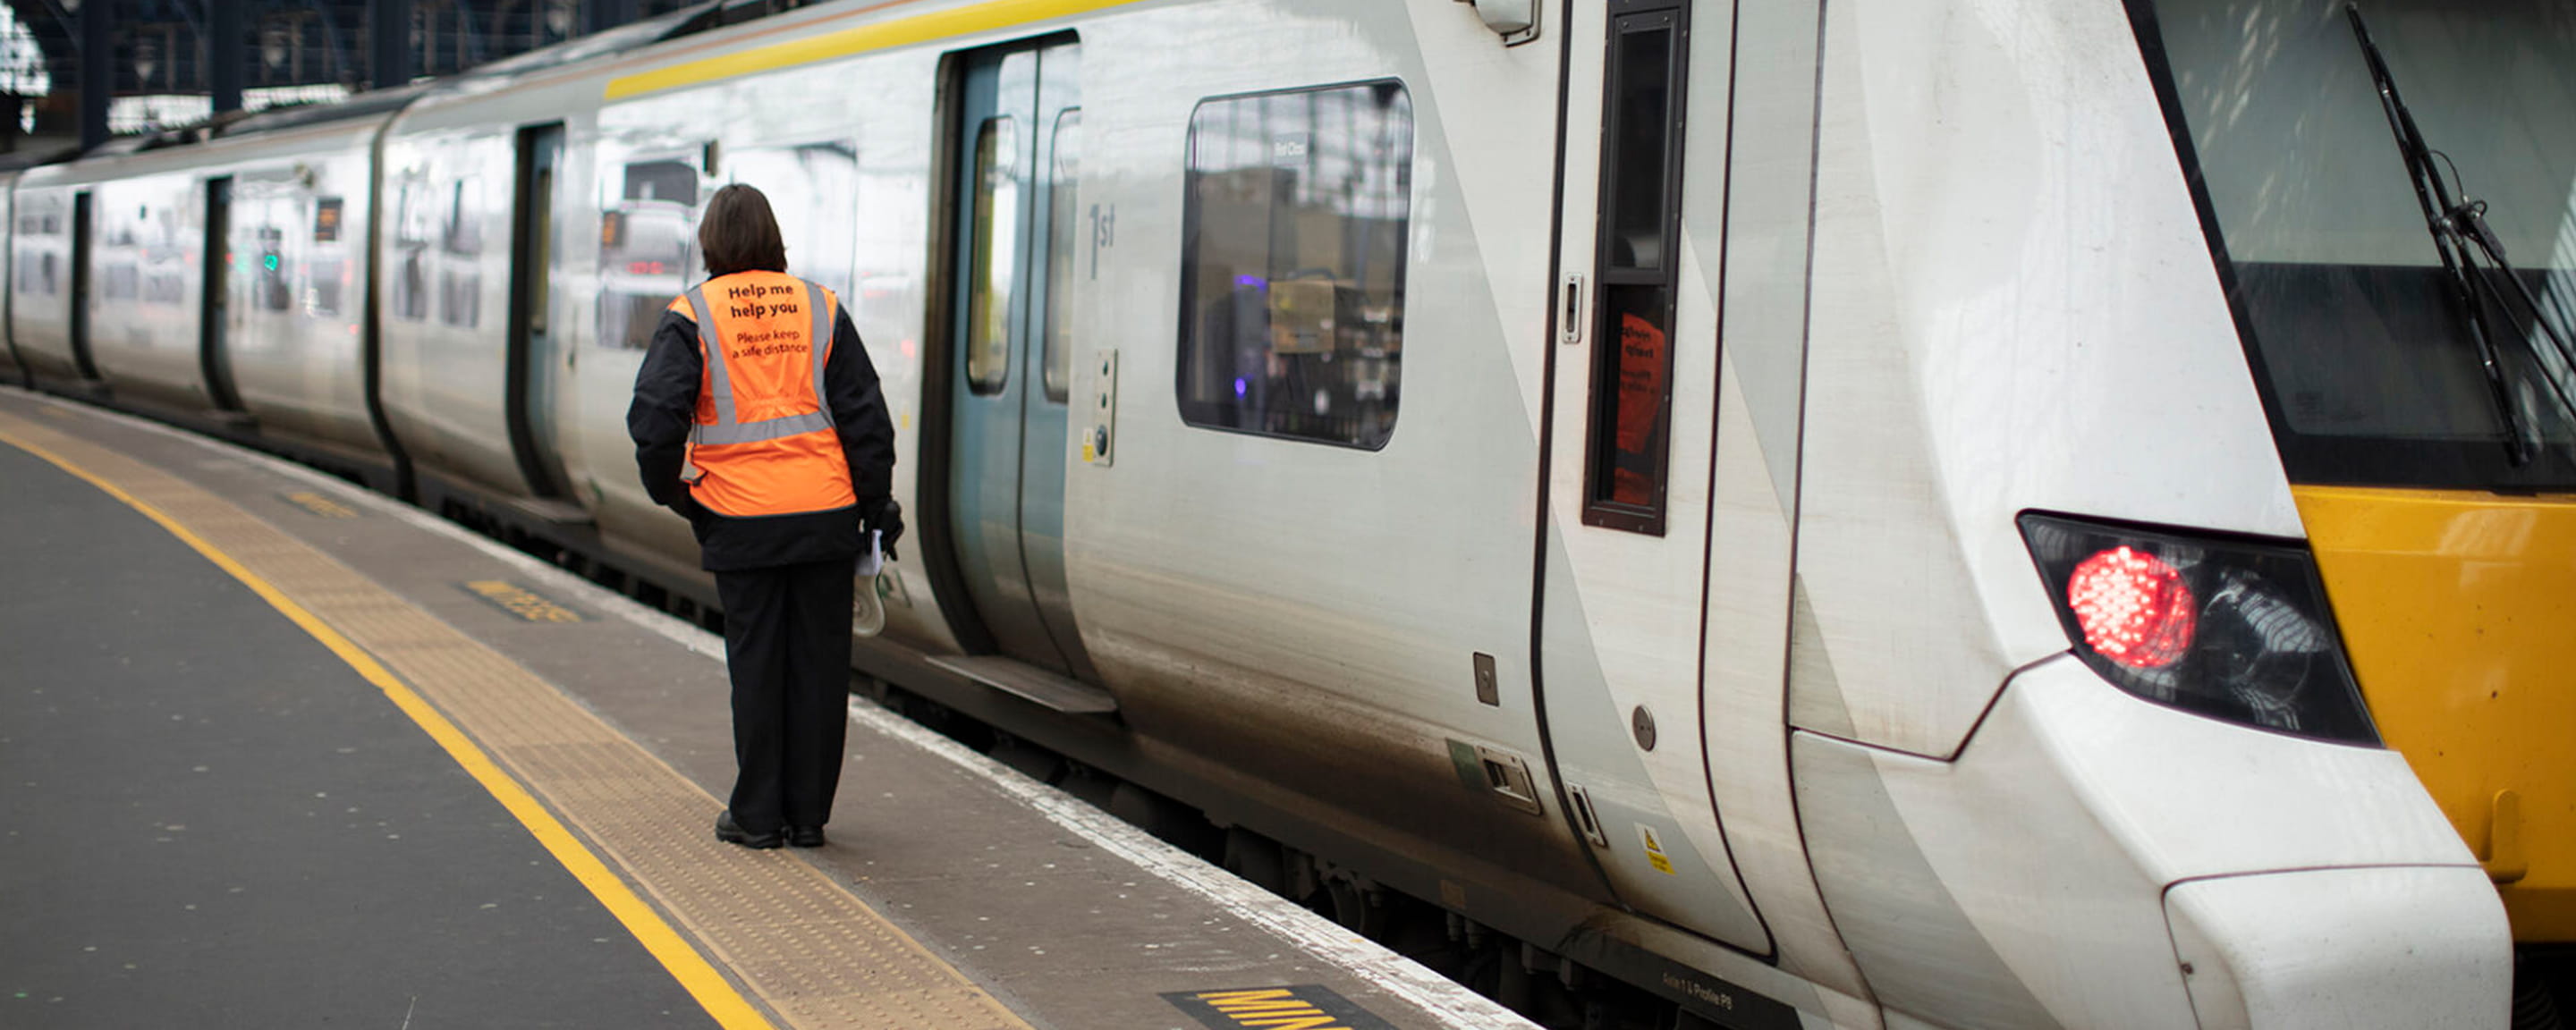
[{"xmin": 628, "ymin": 184, "xmax": 902, "ymax": 850}]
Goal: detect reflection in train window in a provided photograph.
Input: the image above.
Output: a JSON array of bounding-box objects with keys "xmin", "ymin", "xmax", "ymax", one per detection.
[
  {"xmin": 309, "ymin": 196, "xmax": 345, "ymax": 317},
  {"xmin": 600, "ymin": 156, "xmax": 702, "ymax": 350},
  {"xmin": 438, "ymin": 176, "xmax": 484, "ymax": 328},
  {"xmin": 14, "ymin": 198, "xmax": 60, "ymax": 296},
  {"xmin": 726, "ymin": 139, "xmax": 859, "ymax": 301},
  {"xmin": 966, "ymin": 116, "xmax": 1018, "ymax": 395},
  {"xmin": 390, "ymin": 171, "xmax": 435, "ymax": 322},
  {"xmin": 308, "ymin": 258, "xmax": 345, "ymax": 317},
  {"xmin": 314, "ymin": 198, "xmax": 343, "ymax": 241},
  {"xmin": 138, "ymin": 200, "xmax": 186, "ymax": 308},
  {"xmin": 255, "ymin": 225, "xmax": 292, "ymax": 311},
  {"xmin": 1583, "ymin": 2, "xmax": 1690, "ymax": 536},
  {"xmin": 1176, "ymin": 81, "xmax": 1411, "ymax": 450},
  {"xmin": 1044, "ymin": 110, "xmax": 1080, "ymax": 403}
]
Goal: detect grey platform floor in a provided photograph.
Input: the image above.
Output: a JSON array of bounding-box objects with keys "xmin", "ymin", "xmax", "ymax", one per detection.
[
  {"xmin": 0, "ymin": 440, "xmax": 719, "ymax": 1028},
  {"xmin": 0, "ymin": 388, "xmax": 1528, "ymax": 1030}
]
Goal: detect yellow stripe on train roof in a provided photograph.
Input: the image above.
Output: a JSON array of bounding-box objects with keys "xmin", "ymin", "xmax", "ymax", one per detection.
[{"xmin": 605, "ymin": 0, "xmax": 1141, "ymax": 100}]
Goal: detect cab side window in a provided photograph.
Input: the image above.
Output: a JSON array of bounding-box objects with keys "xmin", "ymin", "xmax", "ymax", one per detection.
[{"xmin": 1583, "ymin": 0, "xmax": 1690, "ymax": 535}]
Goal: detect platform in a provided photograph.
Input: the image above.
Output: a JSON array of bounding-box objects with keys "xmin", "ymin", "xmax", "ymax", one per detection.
[{"xmin": 0, "ymin": 387, "xmax": 1534, "ymax": 1030}]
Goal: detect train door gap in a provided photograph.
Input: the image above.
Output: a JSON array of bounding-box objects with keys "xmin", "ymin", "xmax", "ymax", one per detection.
[
  {"xmin": 936, "ymin": 34, "xmax": 1101, "ymax": 682},
  {"xmin": 68, "ymin": 190, "xmax": 99, "ymax": 382},
  {"xmin": 199, "ymin": 175, "xmax": 247, "ymax": 413},
  {"xmin": 504, "ymin": 122, "xmax": 572, "ymax": 501}
]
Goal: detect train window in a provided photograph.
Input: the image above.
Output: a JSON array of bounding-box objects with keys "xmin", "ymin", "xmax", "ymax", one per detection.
[
  {"xmin": 1583, "ymin": 0, "xmax": 1690, "ymax": 535},
  {"xmin": 1043, "ymin": 109, "xmax": 1080, "ymax": 402},
  {"xmin": 1175, "ymin": 81, "xmax": 1412, "ymax": 450},
  {"xmin": 308, "ymin": 198, "xmax": 345, "ymax": 317},
  {"xmin": 966, "ymin": 116, "xmax": 1018, "ymax": 395},
  {"xmin": 601, "ymin": 156, "xmax": 704, "ymax": 350},
  {"xmin": 15, "ymin": 198, "xmax": 58, "ymax": 296},
  {"xmin": 439, "ymin": 176, "xmax": 485, "ymax": 328},
  {"xmin": 255, "ymin": 225, "xmax": 292, "ymax": 311},
  {"xmin": 530, "ymin": 165, "xmax": 555, "ymax": 336},
  {"xmin": 390, "ymin": 172, "xmax": 434, "ymax": 322}
]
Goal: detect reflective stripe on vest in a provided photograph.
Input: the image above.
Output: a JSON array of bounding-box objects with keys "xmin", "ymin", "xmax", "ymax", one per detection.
[{"xmin": 683, "ymin": 280, "xmax": 835, "ymax": 446}]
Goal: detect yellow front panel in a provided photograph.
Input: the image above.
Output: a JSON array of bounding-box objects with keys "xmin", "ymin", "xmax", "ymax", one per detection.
[{"xmin": 2295, "ymin": 485, "xmax": 2576, "ymax": 941}]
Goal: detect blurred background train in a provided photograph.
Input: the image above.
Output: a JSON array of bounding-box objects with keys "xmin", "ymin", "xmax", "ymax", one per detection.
[{"xmin": 5, "ymin": 0, "xmax": 2572, "ymax": 1026}]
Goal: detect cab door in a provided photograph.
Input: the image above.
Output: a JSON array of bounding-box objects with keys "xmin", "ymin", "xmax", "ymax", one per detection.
[
  {"xmin": 1534, "ymin": 0, "xmax": 1772, "ymax": 953},
  {"xmin": 942, "ymin": 39, "xmax": 1100, "ymax": 688}
]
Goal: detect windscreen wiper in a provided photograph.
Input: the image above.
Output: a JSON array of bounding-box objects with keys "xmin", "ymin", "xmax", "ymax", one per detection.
[{"xmin": 2347, "ymin": 2, "xmax": 2576, "ymax": 466}]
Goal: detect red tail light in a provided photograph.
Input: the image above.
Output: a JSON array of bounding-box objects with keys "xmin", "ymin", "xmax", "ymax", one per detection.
[
  {"xmin": 2066, "ymin": 546, "xmax": 2197, "ymax": 669},
  {"xmin": 2020, "ymin": 513, "xmax": 2379, "ymax": 746}
]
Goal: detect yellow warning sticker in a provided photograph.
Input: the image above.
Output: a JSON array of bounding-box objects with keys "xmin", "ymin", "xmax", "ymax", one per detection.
[
  {"xmin": 1639, "ymin": 824, "xmax": 1677, "ymax": 875},
  {"xmin": 283, "ymin": 491, "xmax": 359, "ymax": 519},
  {"xmin": 462, "ymin": 579, "xmax": 583, "ymax": 623},
  {"xmin": 1163, "ymin": 985, "xmax": 1395, "ymax": 1030}
]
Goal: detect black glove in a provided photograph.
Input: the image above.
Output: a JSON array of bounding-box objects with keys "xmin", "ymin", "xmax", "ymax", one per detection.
[
  {"xmin": 862, "ymin": 497, "xmax": 904, "ymax": 560},
  {"xmin": 667, "ymin": 494, "xmax": 708, "ymax": 526}
]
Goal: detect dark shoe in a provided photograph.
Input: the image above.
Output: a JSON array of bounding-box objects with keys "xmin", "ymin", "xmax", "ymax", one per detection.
[
  {"xmin": 785, "ymin": 824, "xmax": 826, "ymax": 848},
  {"xmin": 715, "ymin": 810, "xmax": 781, "ymax": 849}
]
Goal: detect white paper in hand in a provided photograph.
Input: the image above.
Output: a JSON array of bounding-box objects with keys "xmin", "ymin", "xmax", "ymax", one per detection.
[
  {"xmin": 855, "ymin": 529, "xmax": 885, "ymax": 578},
  {"xmin": 852, "ymin": 529, "xmax": 886, "ymax": 637}
]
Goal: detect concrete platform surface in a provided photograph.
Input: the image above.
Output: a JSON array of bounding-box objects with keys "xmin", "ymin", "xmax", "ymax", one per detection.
[{"xmin": 0, "ymin": 388, "xmax": 1535, "ymax": 1030}]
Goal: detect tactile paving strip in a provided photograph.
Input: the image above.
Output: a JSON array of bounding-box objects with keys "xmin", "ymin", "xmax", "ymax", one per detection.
[{"xmin": 0, "ymin": 409, "xmax": 1035, "ymax": 1030}]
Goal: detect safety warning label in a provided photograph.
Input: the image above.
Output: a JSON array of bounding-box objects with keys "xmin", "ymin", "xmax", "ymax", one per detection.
[
  {"xmin": 1163, "ymin": 985, "xmax": 1395, "ymax": 1030},
  {"xmin": 1639, "ymin": 824, "xmax": 1676, "ymax": 875}
]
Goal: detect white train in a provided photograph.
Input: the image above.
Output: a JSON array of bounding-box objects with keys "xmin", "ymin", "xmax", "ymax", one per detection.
[{"xmin": 8, "ymin": 1, "xmax": 2571, "ymax": 1026}]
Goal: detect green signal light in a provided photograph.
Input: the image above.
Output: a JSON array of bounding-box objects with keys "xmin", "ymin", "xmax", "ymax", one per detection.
[{"xmin": 264, "ymin": 255, "xmax": 279, "ymax": 271}]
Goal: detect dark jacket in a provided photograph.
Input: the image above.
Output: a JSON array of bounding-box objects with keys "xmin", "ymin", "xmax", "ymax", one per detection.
[{"xmin": 626, "ymin": 299, "xmax": 897, "ymax": 572}]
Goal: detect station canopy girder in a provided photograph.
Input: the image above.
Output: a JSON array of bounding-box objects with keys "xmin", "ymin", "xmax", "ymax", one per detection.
[{"xmin": 1, "ymin": 0, "xmax": 726, "ymax": 101}]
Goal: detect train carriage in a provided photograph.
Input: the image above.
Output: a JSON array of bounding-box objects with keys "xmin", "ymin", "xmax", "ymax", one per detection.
[{"xmin": 8, "ymin": 1, "xmax": 2572, "ymax": 1027}]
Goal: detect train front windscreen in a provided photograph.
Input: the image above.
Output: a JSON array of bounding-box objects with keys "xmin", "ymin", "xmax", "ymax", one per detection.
[{"xmin": 2132, "ymin": 0, "xmax": 2576, "ymax": 493}]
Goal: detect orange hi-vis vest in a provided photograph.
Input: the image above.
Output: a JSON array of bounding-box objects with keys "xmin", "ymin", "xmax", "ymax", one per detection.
[{"xmin": 668, "ymin": 271, "xmax": 857, "ymax": 518}]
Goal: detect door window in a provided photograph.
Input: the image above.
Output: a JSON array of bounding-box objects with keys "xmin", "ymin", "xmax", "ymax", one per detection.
[
  {"xmin": 1584, "ymin": 1, "xmax": 1690, "ymax": 535},
  {"xmin": 1043, "ymin": 109, "xmax": 1081, "ymax": 402},
  {"xmin": 967, "ymin": 116, "xmax": 1020, "ymax": 395}
]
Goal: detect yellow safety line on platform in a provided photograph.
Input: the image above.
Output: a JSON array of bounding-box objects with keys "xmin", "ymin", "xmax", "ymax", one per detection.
[
  {"xmin": 604, "ymin": 0, "xmax": 1136, "ymax": 99},
  {"xmin": 0, "ymin": 424, "xmax": 779, "ymax": 1030}
]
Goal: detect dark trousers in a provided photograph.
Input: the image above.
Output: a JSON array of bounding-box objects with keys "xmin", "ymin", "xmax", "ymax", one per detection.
[{"xmin": 714, "ymin": 557, "xmax": 857, "ymax": 834}]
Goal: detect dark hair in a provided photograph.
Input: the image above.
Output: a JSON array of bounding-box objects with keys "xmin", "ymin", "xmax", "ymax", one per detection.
[{"xmin": 698, "ymin": 183, "xmax": 787, "ymax": 277}]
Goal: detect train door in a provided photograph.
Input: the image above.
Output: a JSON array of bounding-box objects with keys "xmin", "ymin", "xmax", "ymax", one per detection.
[
  {"xmin": 199, "ymin": 175, "xmax": 246, "ymax": 415},
  {"xmin": 506, "ymin": 122, "xmax": 572, "ymax": 501},
  {"xmin": 937, "ymin": 38, "xmax": 1105, "ymax": 696},
  {"xmin": 1533, "ymin": 0, "xmax": 1772, "ymax": 952},
  {"xmin": 68, "ymin": 190, "xmax": 98, "ymax": 382}
]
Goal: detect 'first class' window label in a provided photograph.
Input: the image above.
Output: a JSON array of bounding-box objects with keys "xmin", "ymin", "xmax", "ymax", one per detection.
[{"xmin": 1162, "ymin": 985, "xmax": 1394, "ymax": 1030}]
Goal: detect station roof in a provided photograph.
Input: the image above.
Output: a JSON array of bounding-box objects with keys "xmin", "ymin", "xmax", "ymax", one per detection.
[{"xmin": 0, "ymin": 0, "xmax": 752, "ymax": 100}]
